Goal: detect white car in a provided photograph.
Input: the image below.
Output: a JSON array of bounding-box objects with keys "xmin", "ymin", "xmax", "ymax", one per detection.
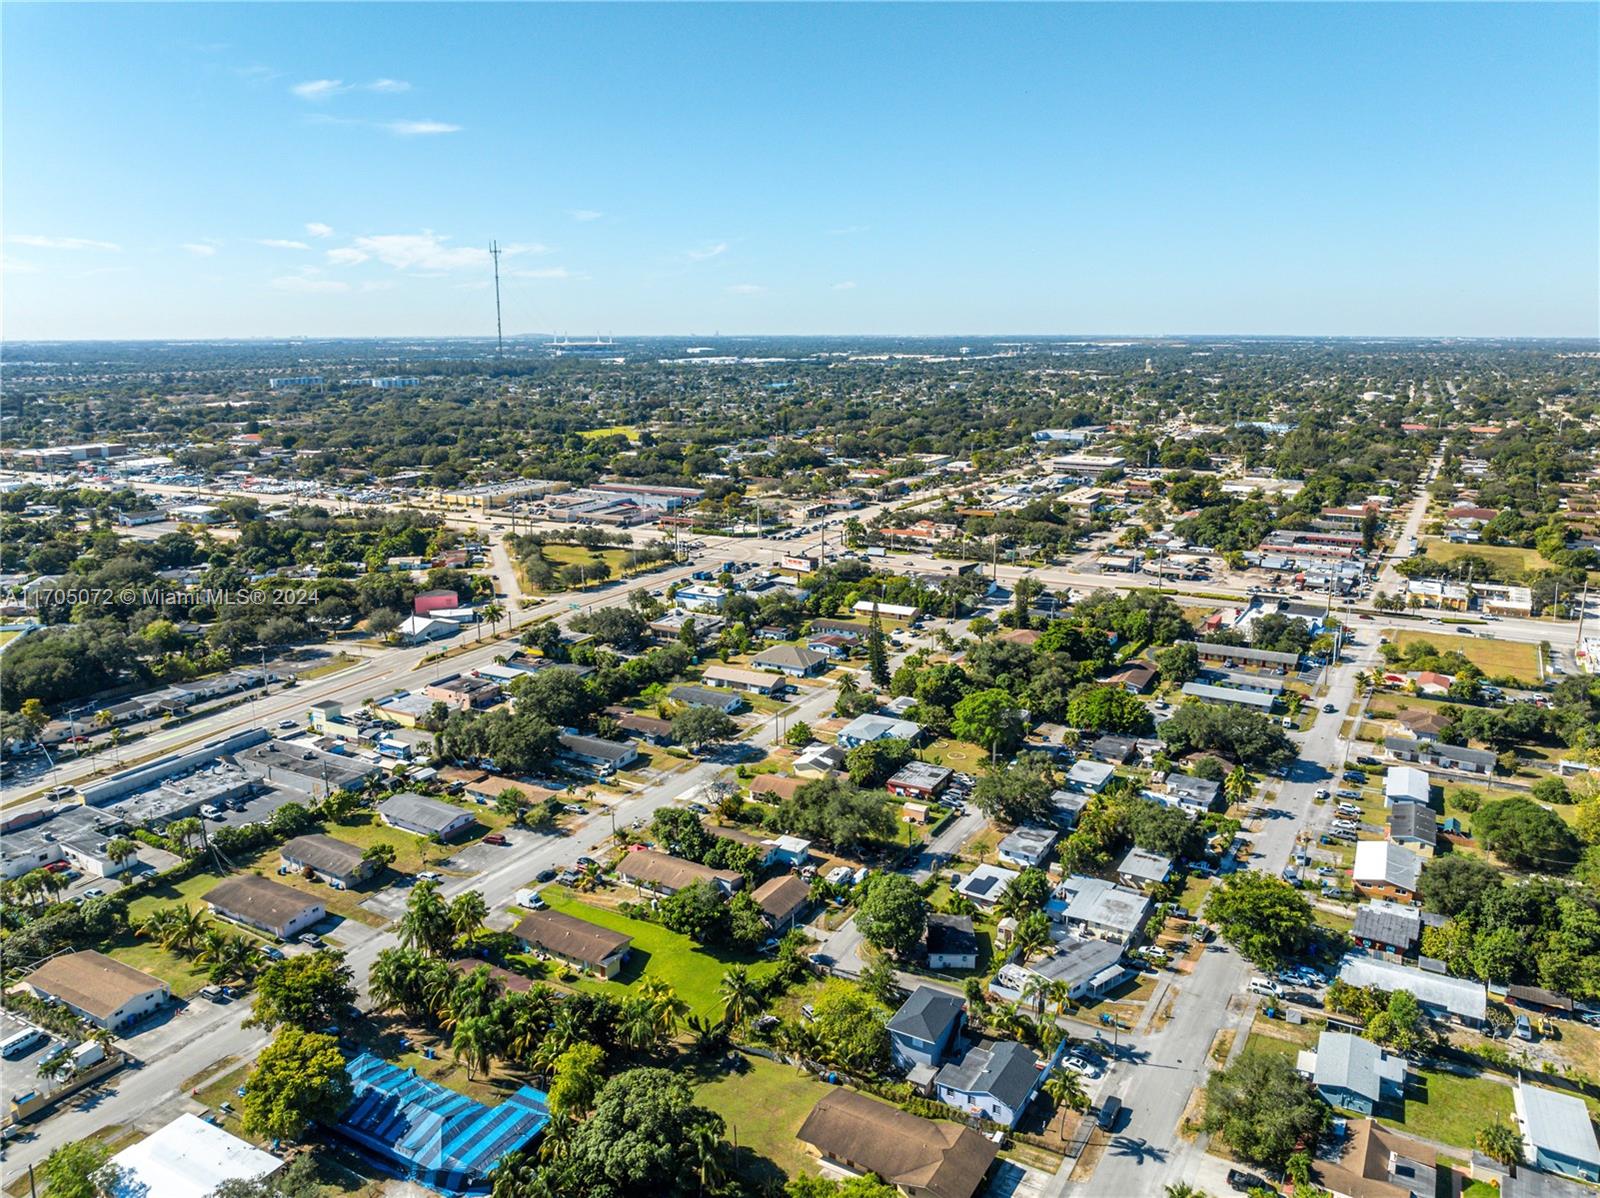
[{"xmin": 1063, "ymin": 1055, "xmax": 1102, "ymax": 1079}]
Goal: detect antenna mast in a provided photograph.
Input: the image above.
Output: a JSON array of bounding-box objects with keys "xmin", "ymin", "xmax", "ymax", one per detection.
[{"xmin": 490, "ymin": 240, "xmax": 503, "ymax": 354}]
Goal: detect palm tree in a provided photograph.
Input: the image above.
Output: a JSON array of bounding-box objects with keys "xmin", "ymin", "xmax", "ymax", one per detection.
[
  {"xmin": 989, "ymin": 1001, "xmax": 1027, "ymax": 1041},
  {"xmin": 688, "ymin": 1123, "xmax": 726, "ymax": 1195},
  {"xmin": 1013, "ymin": 919, "xmax": 1050, "ymax": 964},
  {"xmin": 480, "ymin": 602, "xmax": 505, "ymax": 641},
  {"xmin": 446, "ymin": 965, "xmax": 503, "ymax": 1030},
  {"xmin": 168, "ymin": 817, "xmax": 203, "ymax": 855},
  {"xmin": 104, "ymin": 837, "xmax": 139, "ymax": 870},
  {"xmin": 399, "ymin": 881, "xmax": 452, "ymax": 956},
  {"xmin": 1045, "ymin": 979, "xmax": 1074, "ymax": 1023},
  {"xmin": 1223, "ymin": 766, "xmax": 1252, "ymax": 806},
  {"xmin": 641, "ymin": 977, "xmax": 688, "ymax": 1042},
  {"xmin": 452, "ymin": 1014, "xmax": 497, "ymax": 1080},
  {"xmin": 1042, "ymin": 1071, "xmax": 1089, "ymax": 1133},
  {"xmin": 448, "ymin": 891, "xmax": 489, "ymax": 946},
  {"xmin": 421, "ymin": 959, "xmax": 457, "ymax": 1023},
  {"xmin": 777, "ymin": 1020, "xmax": 821, "ymax": 1072},
  {"xmin": 1164, "ymin": 1185, "xmax": 1210, "ymax": 1198},
  {"xmin": 719, "ymin": 965, "xmax": 758, "ymax": 1029},
  {"xmin": 369, "ymin": 947, "xmax": 423, "ymax": 1016},
  {"xmin": 1475, "ymin": 1120, "xmax": 1524, "ymax": 1166},
  {"xmin": 38, "ymin": 1052, "xmax": 74, "ymax": 1084},
  {"xmin": 144, "ymin": 905, "xmax": 208, "ymax": 956},
  {"xmin": 1021, "ymin": 974, "xmax": 1051, "ymax": 1018},
  {"xmin": 538, "ymin": 1110, "xmax": 574, "ymax": 1162},
  {"xmin": 200, "ymin": 933, "xmax": 259, "ymax": 984}
]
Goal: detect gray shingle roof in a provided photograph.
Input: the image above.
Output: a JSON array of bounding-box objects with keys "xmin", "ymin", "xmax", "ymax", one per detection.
[
  {"xmin": 889, "ymin": 986, "xmax": 965, "ymax": 1043},
  {"xmin": 936, "ymin": 1039, "xmax": 1040, "ymax": 1110}
]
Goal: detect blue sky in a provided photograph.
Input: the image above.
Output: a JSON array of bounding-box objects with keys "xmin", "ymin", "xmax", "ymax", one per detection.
[{"xmin": 4, "ymin": 3, "xmax": 1596, "ymax": 340}]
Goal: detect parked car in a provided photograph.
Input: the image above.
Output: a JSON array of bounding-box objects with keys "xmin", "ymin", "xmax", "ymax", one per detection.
[
  {"xmin": 418, "ymin": 871, "xmax": 442, "ymax": 882},
  {"xmin": 535, "ymin": 868, "xmax": 557, "ymax": 883},
  {"xmin": 1322, "ymin": 703, "xmax": 1338, "ymax": 714},
  {"xmin": 1228, "ymin": 1170, "xmax": 1269, "ymax": 1193},
  {"xmin": 482, "ymin": 832, "xmax": 507, "ymax": 846}
]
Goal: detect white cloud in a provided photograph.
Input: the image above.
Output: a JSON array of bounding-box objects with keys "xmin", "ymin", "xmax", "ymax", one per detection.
[
  {"xmin": 258, "ymin": 239, "xmax": 310, "ymax": 250},
  {"xmin": 291, "ymin": 78, "xmax": 346, "ymax": 100},
  {"xmin": 270, "ymin": 272, "xmax": 349, "ymax": 294},
  {"xmin": 181, "ymin": 243, "xmax": 218, "ymax": 257},
  {"xmin": 385, "ymin": 119, "xmax": 461, "ymax": 136},
  {"xmin": 727, "ymin": 283, "xmax": 766, "ymax": 295},
  {"xmin": 305, "ymin": 222, "xmax": 335, "ymax": 239},
  {"xmin": 329, "ymin": 231, "xmax": 484, "ymax": 271},
  {"xmin": 8, "ymin": 234, "xmax": 121, "ymax": 252},
  {"xmin": 685, "ymin": 242, "xmax": 728, "ymax": 262},
  {"xmin": 832, "ymin": 281, "xmax": 858, "ymax": 291},
  {"xmin": 569, "ymin": 209, "xmax": 603, "ymax": 222},
  {"xmin": 1, "ymin": 257, "xmax": 40, "ymax": 274},
  {"xmin": 291, "ymin": 78, "xmax": 411, "ymax": 100}
]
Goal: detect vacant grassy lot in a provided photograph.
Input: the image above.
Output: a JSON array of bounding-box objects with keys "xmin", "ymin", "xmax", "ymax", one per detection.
[
  {"xmin": 540, "ymin": 888, "xmax": 776, "ymax": 1017},
  {"xmin": 1385, "ymin": 629, "xmax": 1539, "ymax": 679},
  {"xmin": 1378, "ymin": 1066, "xmax": 1514, "ymax": 1150},
  {"xmin": 922, "ymin": 737, "xmax": 988, "ymax": 772},
  {"xmin": 694, "ymin": 1055, "xmax": 834, "ymax": 1184},
  {"xmin": 103, "ymin": 930, "xmax": 217, "ymax": 997},
  {"xmin": 1422, "ymin": 540, "xmax": 1548, "ymax": 575},
  {"xmin": 577, "ymin": 425, "xmax": 641, "ymax": 441}
]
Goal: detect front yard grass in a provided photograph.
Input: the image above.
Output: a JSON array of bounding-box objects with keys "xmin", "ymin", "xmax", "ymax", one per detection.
[
  {"xmin": 920, "ymin": 737, "xmax": 989, "ymax": 773},
  {"xmin": 693, "ymin": 1055, "xmax": 835, "ymax": 1184},
  {"xmin": 540, "ymin": 887, "xmax": 777, "ymax": 1017},
  {"xmin": 1377, "ymin": 1066, "xmax": 1514, "ymax": 1150}
]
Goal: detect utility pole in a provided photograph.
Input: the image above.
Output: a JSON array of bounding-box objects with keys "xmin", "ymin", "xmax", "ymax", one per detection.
[{"xmin": 490, "ymin": 240, "xmax": 504, "ymax": 355}]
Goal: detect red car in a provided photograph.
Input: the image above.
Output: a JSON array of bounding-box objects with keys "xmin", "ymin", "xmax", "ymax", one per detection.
[
  {"xmin": 44, "ymin": 861, "xmax": 69, "ymax": 873},
  {"xmin": 482, "ymin": 832, "xmax": 507, "ymax": 846}
]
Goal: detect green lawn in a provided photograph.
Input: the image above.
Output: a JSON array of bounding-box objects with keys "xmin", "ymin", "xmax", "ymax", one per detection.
[
  {"xmin": 103, "ymin": 930, "xmax": 217, "ymax": 997},
  {"xmin": 540, "ymin": 888, "xmax": 776, "ymax": 1017},
  {"xmin": 1421, "ymin": 540, "xmax": 1549, "ymax": 576},
  {"xmin": 694, "ymin": 1055, "xmax": 835, "ymax": 1185},
  {"xmin": 322, "ymin": 808, "xmax": 496, "ymax": 875},
  {"xmin": 1385, "ymin": 629, "xmax": 1540, "ymax": 679},
  {"xmin": 577, "ymin": 424, "xmax": 641, "ymax": 441},
  {"xmin": 1377, "ymin": 1066, "xmax": 1514, "ymax": 1150},
  {"xmin": 921, "ymin": 737, "xmax": 989, "ymax": 772}
]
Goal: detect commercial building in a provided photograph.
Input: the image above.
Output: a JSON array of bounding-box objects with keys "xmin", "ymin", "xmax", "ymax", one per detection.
[
  {"xmin": 235, "ymin": 739, "xmax": 382, "ymax": 796},
  {"xmin": 377, "ymin": 792, "xmax": 476, "ymax": 841},
  {"xmin": 510, "ymin": 909, "xmax": 631, "ymax": 978},
  {"xmin": 108, "ymin": 1114, "xmax": 282, "ymax": 1198},
  {"xmin": 204, "ymin": 876, "xmax": 325, "ymax": 940},
  {"xmin": 885, "ymin": 762, "xmax": 953, "ymax": 800},
  {"xmin": 21, "ymin": 950, "xmax": 169, "ymax": 1031}
]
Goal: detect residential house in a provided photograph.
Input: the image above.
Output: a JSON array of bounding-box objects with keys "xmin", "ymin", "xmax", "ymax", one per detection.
[
  {"xmin": 1515, "ymin": 1079, "xmax": 1600, "ymax": 1182},
  {"xmin": 1394, "ymin": 709, "xmax": 1451, "ymax": 742},
  {"xmin": 1115, "ymin": 847, "xmax": 1173, "ymax": 891},
  {"xmin": 751, "ymin": 644, "xmax": 829, "ymax": 677},
  {"xmin": 1106, "ymin": 662, "xmax": 1157, "ymax": 695},
  {"xmin": 1385, "ymin": 766, "xmax": 1433, "ymax": 807},
  {"xmin": 925, "ymin": 913, "xmax": 979, "ymax": 972},
  {"xmin": 885, "ymin": 762, "xmax": 952, "ymax": 800},
  {"xmin": 511, "ymin": 909, "xmax": 631, "ymax": 979},
  {"xmin": 701, "ymin": 664, "xmax": 784, "ymax": 695},
  {"xmin": 280, "ymin": 834, "xmax": 375, "ymax": 890},
  {"xmin": 1309, "ymin": 1118, "xmax": 1437, "ymax": 1198},
  {"xmin": 420, "ymin": 673, "xmax": 501, "ymax": 712},
  {"xmin": 1353, "ymin": 840, "xmax": 1425, "ymax": 903},
  {"xmin": 1414, "ymin": 671, "xmax": 1454, "ymax": 697},
  {"xmin": 21, "ymin": 950, "xmax": 168, "ymax": 1031},
  {"xmin": 796, "ymin": 1089, "xmax": 997, "ymax": 1198},
  {"xmin": 837, "ymin": 714, "xmax": 923, "ymax": 750},
  {"xmin": 988, "ymin": 934, "xmax": 1131, "ymax": 1004},
  {"xmin": 377, "ymin": 792, "xmax": 476, "ymax": 841},
  {"xmin": 1181, "ymin": 680, "xmax": 1277, "ymax": 711},
  {"xmin": 1351, "ymin": 900, "xmax": 1424, "ymax": 956},
  {"xmin": 955, "ymin": 864, "xmax": 1020, "ymax": 910},
  {"xmin": 1388, "ymin": 803, "xmax": 1439, "ymax": 856},
  {"xmin": 557, "ymin": 732, "xmax": 639, "ymax": 776},
  {"xmin": 1164, "ymin": 773, "xmax": 1222, "ymax": 813},
  {"xmin": 805, "ymin": 634, "xmax": 854, "ymax": 659},
  {"xmin": 670, "ymin": 684, "xmax": 744, "ymax": 714},
  {"xmin": 617, "ymin": 849, "xmax": 743, "ymax": 896},
  {"xmin": 997, "ymin": 824, "xmax": 1058, "ymax": 869},
  {"xmin": 1422, "ymin": 741, "xmax": 1499, "ymax": 775},
  {"xmin": 934, "ymin": 1039, "xmax": 1046, "ymax": 1130},
  {"xmin": 752, "ymin": 875, "xmax": 811, "ymax": 933},
  {"xmin": 1296, "ymin": 1031, "xmax": 1407, "ymax": 1115},
  {"xmin": 751, "ymin": 774, "xmax": 808, "ymax": 804},
  {"xmin": 888, "ymin": 987, "xmax": 966, "ymax": 1078},
  {"xmin": 1049, "ymin": 875, "xmax": 1152, "ymax": 945},
  {"xmin": 1068, "ymin": 748, "xmax": 1132, "ymax": 799},
  {"xmin": 1050, "ymin": 788, "xmax": 1092, "ymax": 830},
  {"xmin": 1337, "ymin": 955, "xmax": 1486, "ymax": 1026},
  {"xmin": 204, "ymin": 875, "xmax": 325, "ymax": 940},
  {"xmin": 767, "ymin": 835, "xmax": 812, "ymax": 867},
  {"xmin": 610, "ymin": 711, "xmax": 675, "ymax": 744},
  {"xmin": 1089, "ymin": 735, "xmax": 1138, "ymax": 764},
  {"xmin": 793, "ymin": 743, "xmax": 846, "ymax": 777}
]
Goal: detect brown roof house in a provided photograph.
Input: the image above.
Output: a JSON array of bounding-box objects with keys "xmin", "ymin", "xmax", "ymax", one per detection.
[
  {"xmin": 204, "ymin": 875, "xmax": 325, "ymax": 940},
  {"xmin": 511, "ymin": 909, "xmax": 631, "ymax": 979},
  {"xmin": 752, "ymin": 874, "xmax": 811, "ymax": 932},
  {"xmin": 280, "ymin": 834, "xmax": 375, "ymax": 890},
  {"xmin": 616, "ymin": 849, "xmax": 743, "ymax": 897},
  {"xmin": 1309, "ymin": 1118, "xmax": 1437, "ymax": 1198},
  {"xmin": 796, "ymin": 1088, "xmax": 997, "ymax": 1198},
  {"xmin": 21, "ymin": 949, "xmax": 168, "ymax": 1030}
]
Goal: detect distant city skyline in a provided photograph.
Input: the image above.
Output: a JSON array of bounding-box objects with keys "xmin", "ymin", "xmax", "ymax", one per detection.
[{"xmin": 4, "ymin": 3, "xmax": 1596, "ymax": 341}]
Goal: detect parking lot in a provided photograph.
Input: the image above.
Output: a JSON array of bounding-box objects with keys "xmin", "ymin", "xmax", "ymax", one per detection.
[{"xmin": 0, "ymin": 1012, "xmax": 73, "ymax": 1108}]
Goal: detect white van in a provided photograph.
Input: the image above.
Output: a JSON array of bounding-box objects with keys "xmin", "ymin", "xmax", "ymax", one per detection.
[{"xmin": 1248, "ymin": 977, "xmax": 1281, "ymax": 998}]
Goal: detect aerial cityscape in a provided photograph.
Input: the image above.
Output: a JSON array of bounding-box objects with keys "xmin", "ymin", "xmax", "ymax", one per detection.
[{"xmin": 2, "ymin": 5, "xmax": 1598, "ymax": 1198}]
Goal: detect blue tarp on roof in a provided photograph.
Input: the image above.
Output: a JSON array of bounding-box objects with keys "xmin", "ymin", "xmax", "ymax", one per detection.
[{"xmin": 333, "ymin": 1053, "xmax": 549, "ymax": 1195}]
